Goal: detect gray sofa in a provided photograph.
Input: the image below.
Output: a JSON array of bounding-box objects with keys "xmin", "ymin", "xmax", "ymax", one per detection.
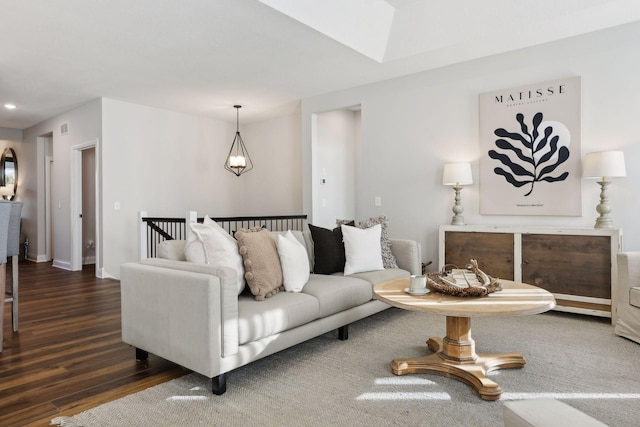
[
  {"xmin": 615, "ymin": 252, "xmax": 640, "ymax": 344},
  {"xmin": 120, "ymin": 230, "xmax": 421, "ymax": 394}
]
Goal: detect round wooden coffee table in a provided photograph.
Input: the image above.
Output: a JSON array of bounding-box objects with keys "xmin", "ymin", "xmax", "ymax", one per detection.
[{"xmin": 373, "ymin": 278, "xmax": 556, "ymax": 400}]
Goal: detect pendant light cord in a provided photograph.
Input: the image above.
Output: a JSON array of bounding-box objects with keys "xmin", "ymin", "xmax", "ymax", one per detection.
[{"xmin": 234, "ymin": 105, "xmax": 241, "ymax": 133}]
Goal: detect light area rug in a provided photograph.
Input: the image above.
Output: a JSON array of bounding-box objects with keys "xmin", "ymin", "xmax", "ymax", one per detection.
[{"xmin": 52, "ymin": 308, "xmax": 640, "ymax": 426}]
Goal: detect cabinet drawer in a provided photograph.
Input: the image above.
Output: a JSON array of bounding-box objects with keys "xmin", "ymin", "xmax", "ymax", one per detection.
[
  {"xmin": 521, "ymin": 234, "xmax": 610, "ymax": 299},
  {"xmin": 444, "ymin": 231, "xmax": 514, "ymax": 280}
]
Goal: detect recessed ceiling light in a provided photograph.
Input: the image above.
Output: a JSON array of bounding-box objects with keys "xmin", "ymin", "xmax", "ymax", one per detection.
[{"xmin": 4, "ymin": 104, "xmax": 16, "ymax": 110}]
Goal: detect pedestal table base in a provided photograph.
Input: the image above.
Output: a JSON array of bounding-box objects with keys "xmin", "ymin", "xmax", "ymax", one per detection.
[{"xmin": 390, "ymin": 316, "xmax": 525, "ymax": 400}]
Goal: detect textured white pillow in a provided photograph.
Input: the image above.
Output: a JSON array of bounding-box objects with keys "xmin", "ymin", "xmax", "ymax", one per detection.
[
  {"xmin": 276, "ymin": 230, "xmax": 310, "ymax": 292},
  {"xmin": 184, "ymin": 219, "xmax": 245, "ymax": 294},
  {"xmin": 341, "ymin": 224, "xmax": 384, "ymax": 275}
]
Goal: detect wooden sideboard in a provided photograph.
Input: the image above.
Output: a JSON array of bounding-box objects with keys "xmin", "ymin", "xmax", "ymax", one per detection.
[{"xmin": 439, "ymin": 225, "xmax": 622, "ymax": 324}]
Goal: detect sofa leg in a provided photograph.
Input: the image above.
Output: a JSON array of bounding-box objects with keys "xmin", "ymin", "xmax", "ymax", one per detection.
[
  {"xmin": 338, "ymin": 325, "xmax": 349, "ymax": 341},
  {"xmin": 135, "ymin": 348, "xmax": 149, "ymax": 361},
  {"xmin": 212, "ymin": 373, "xmax": 227, "ymax": 395}
]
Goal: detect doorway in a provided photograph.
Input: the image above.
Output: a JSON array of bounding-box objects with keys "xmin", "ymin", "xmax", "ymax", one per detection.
[
  {"xmin": 44, "ymin": 134, "xmax": 53, "ymax": 262},
  {"xmin": 312, "ymin": 106, "xmax": 361, "ymax": 228},
  {"xmin": 70, "ymin": 139, "xmax": 101, "ymax": 276}
]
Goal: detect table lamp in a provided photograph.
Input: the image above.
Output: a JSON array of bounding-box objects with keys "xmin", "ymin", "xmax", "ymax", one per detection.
[
  {"xmin": 583, "ymin": 151, "xmax": 626, "ymax": 228},
  {"xmin": 443, "ymin": 162, "xmax": 473, "ymax": 225}
]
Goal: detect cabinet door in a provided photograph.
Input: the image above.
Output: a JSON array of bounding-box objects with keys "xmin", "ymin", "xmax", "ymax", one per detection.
[
  {"xmin": 444, "ymin": 232, "xmax": 514, "ymax": 280},
  {"xmin": 521, "ymin": 234, "xmax": 610, "ymax": 299}
]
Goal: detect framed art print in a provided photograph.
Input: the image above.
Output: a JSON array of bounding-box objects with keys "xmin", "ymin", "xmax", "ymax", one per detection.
[{"xmin": 479, "ymin": 77, "xmax": 581, "ymax": 216}]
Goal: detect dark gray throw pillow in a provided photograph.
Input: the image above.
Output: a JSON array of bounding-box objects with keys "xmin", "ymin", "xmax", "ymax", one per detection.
[{"xmin": 308, "ymin": 222, "xmax": 354, "ymax": 274}]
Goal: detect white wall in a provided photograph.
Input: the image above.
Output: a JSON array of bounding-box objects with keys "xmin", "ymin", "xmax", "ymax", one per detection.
[
  {"xmin": 0, "ymin": 128, "xmax": 22, "ymax": 141},
  {"xmin": 233, "ymin": 108, "xmax": 302, "ymax": 215},
  {"xmin": 22, "ymin": 99, "xmax": 102, "ymax": 268},
  {"xmin": 302, "ymin": 22, "xmax": 640, "ymax": 269},
  {"xmin": 101, "ymin": 99, "xmax": 302, "ymax": 278}
]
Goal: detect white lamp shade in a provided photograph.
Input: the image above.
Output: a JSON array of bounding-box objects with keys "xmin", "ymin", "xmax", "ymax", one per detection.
[
  {"xmin": 583, "ymin": 151, "xmax": 626, "ymax": 179},
  {"xmin": 0, "ymin": 186, "xmax": 13, "ymax": 197},
  {"xmin": 443, "ymin": 162, "xmax": 473, "ymax": 186}
]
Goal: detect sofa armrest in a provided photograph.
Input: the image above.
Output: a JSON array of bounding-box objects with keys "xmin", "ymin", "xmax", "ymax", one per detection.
[
  {"xmin": 141, "ymin": 257, "xmax": 239, "ymax": 288},
  {"xmin": 390, "ymin": 239, "xmax": 421, "ymax": 276},
  {"xmin": 617, "ymin": 252, "xmax": 640, "ymax": 307},
  {"xmin": 121, "ymin": 261, "xmax": 239, "ymax": 377}
]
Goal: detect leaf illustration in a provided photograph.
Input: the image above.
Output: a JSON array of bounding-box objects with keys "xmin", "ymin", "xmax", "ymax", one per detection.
[
  {"xmin": 538, "ymin": 146, "xmax": 569, "ymax": 177},
  {"xmin": 495, "ymin": 139, "xmax": 534, "ymax": 165},
  {"xmin": 494, "ymin": 168, "xmax": 530, "ymax": 187},
  {"xmin": 488, "ymin": 151, "xmax": 534, "ymax": 177},
  {"xmin": 517, "ymin": 113, "xmax": 529, "ymax": 136},
  {"xmin": 537, "ymin": 135, "xmax": 559, "ymax": 164},
  {"xmin": 531, "ymin": 112, "xmax": 543, "ymax": 142},
  {"xmin": 540, "ymin": 172, "xmax": 569, "ymax": 182},
  {"xmin": 534, "ymin": 127, "xmax": 553, "ymax": 154},
  {"xmin": 494, "ymin": 128, "xmax": 530, "ymax": 148},
  {"xmin": 489, "ymin": 112, "xmax": 570, "ymax": 196}
]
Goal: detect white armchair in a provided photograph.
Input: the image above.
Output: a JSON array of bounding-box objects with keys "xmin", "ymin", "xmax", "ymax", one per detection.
[{"xmin": 615, "ymin": 252, "xmax": 640, "ymax": 344}]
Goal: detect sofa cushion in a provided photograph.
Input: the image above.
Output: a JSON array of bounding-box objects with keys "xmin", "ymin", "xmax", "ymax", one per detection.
[
  {"xmin": 157, "ymin": 239, "xmax": 187, "ymax": 261},
  {"xmin": 301, "ymin": 274, "xmax": 373, "ymax": 318},
  {"xmin": 235, "ymin": 227, "xmax": 284, "ymax": 301},
  {"xmin": 237, "ymin": 292, "xmax": 320, "ymax": 344},
  {"xmin": 308, "ymin": 224, "xmax": 348, "ymax": 274},
  {"xmin": 341, "ymin": 224, "xmax": 384, "ymax": 275},
  {"xmin": 630, "ymin": 287, "xmax": 640, "ymax": 309},
  {"xmin": 276, "ymin": 231, "xmax": 310, "ymax": 292},
  {"xmin": 184, "ymin": 219, "xmax": 245, "ymax": 294},
  {"xmin": 344, "ymin": 268, "xmax": 410, "ymax": 286}
]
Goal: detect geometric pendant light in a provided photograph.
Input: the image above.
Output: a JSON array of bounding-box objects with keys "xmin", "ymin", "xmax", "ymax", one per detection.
[{"xmin": 224, "ymin": 105, "xmax": 253, "ymax": 176}]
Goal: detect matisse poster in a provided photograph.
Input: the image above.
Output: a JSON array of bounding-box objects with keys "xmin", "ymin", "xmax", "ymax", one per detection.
[{"xmin": 479, "ymin": 77, "xmax": 582, "ymax": 216}]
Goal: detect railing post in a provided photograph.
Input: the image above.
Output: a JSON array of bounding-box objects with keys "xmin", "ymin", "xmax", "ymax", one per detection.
[
  {"xmin": 138, "ymin": 211, "xmax": 147, "ymax": 261},
  {"xmin": 185, "ymin": 211, "xmax": 197, "ymax": 241}
]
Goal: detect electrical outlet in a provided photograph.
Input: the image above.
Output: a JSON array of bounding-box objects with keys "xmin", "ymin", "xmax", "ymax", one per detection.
[{"xmin": 375, "ymin": 196, "xmax": 382, "ymax": 207}]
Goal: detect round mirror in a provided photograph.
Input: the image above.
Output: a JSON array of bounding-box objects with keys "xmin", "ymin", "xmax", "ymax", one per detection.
[{"xmin": 0, "ymin": 148, "xmax": 17, "ymax": 200}]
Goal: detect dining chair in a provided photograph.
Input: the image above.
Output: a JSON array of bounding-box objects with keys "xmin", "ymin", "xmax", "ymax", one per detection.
[
  {"xmin": 4, "ymin": 201, "xmax": 23, "ymax": 332},
  {"xmin": 0, "ymin": 202, "xmax": 14, "ymax": 352}
]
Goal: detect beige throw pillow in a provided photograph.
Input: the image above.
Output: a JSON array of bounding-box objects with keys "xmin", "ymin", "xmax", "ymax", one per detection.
[{"xmin": 235, "ymin": 227, "xmax": 284, "ymax": 301}]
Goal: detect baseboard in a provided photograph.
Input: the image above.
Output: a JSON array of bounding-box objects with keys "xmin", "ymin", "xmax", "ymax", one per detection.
[
  {"xmin": 35, "ymin": 254, "xmax": 50, "ymax": 263},
  {"xmin": 97, "ymin": 267, "xmax": 115, "ymax": 279},
  {"xmin": 52, "ymin": 259, "xmax": 72, "ymax": 271},
  {"xmin": 83, "ymin": 255, "xmax": 96, "ymax": 265}
]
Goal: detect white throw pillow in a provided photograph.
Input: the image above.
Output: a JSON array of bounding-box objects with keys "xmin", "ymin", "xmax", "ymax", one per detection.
[
  {"xmin": 276, "ymin": 230, "xmax": 310, "ymax": 292},
  {"xmin": 184, "ymin": 218, "xmax": 245, "ymax": 294},
  {"xmin": 341, "ymin": 224, "xmax": 384, "ymax": 275}
]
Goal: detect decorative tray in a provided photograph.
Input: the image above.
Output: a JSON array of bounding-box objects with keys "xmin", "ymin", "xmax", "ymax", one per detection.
[{"xmin": 426, "ymin": 259, "xmax": 502, "ymax": 297}]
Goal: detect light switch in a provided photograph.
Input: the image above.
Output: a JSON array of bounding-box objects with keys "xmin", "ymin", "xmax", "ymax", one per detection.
[
  {"xmin": 114, "ymin": 201, "xmax": 121, "ymax": 210},
  {"xmin": 375, "ymin": 196, "xmax": 382, "ymax": 207}
]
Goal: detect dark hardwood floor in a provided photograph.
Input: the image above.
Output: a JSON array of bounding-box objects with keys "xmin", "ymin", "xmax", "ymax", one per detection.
[{"xmin": 0, "ymin": 262, "xmax": 187, "ymax": 427}]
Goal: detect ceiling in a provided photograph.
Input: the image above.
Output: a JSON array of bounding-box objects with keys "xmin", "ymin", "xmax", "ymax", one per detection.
[{"xmin": 1, "ymin": 0, "xmax": 639, "ymax": 129}]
